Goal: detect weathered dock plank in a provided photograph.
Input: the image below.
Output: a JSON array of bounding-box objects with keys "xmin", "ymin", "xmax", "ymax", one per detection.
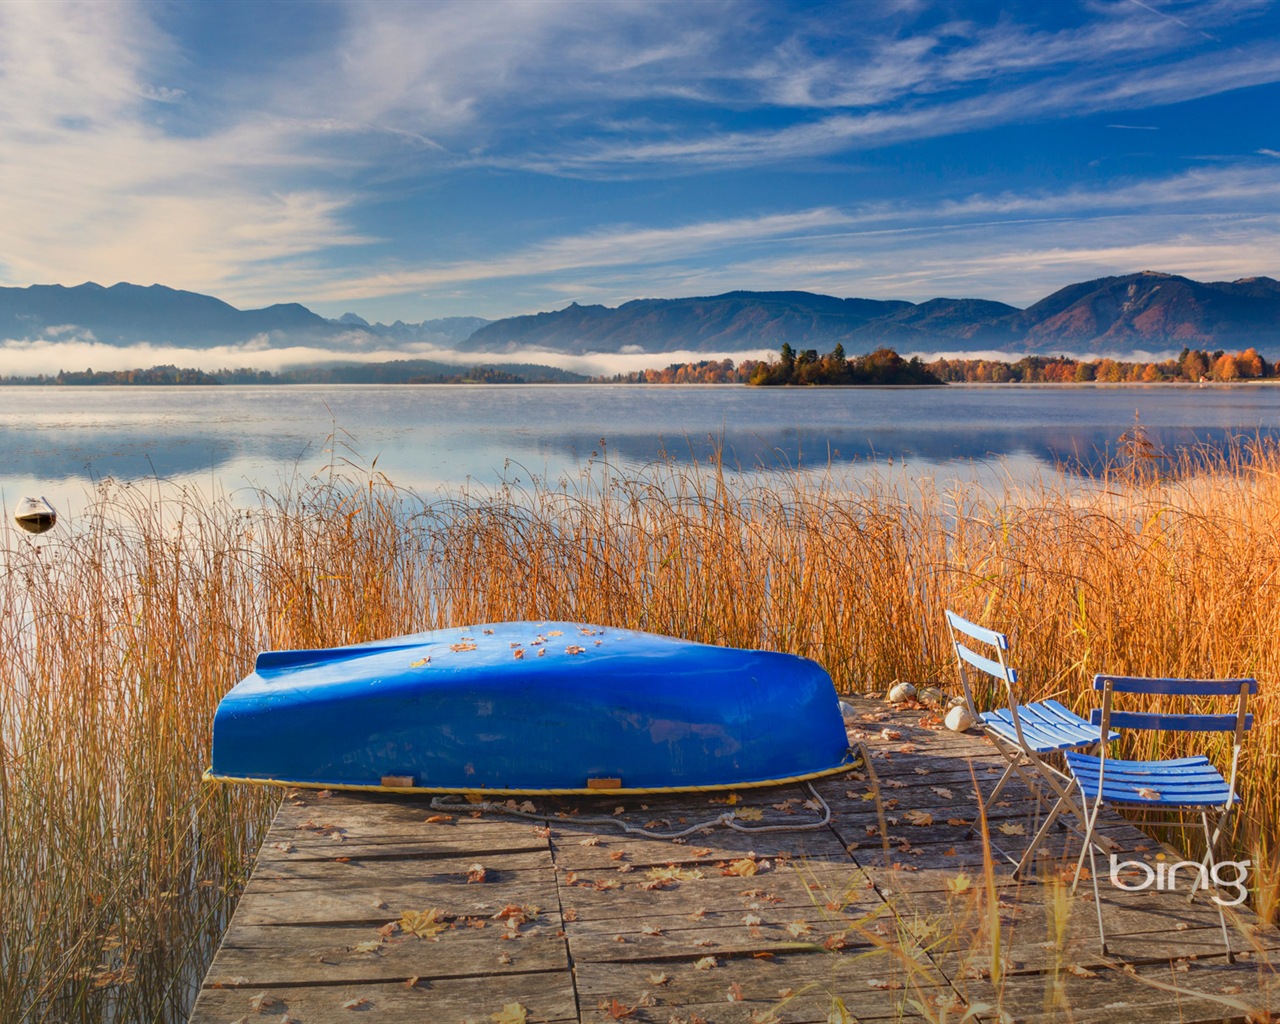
[{"xmin": 190, "ymin": 698, "xmax": 1280, "ymax": 1024}]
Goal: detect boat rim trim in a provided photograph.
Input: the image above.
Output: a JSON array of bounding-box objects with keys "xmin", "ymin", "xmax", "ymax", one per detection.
[{"xmin": 201, "ymin": 752, "xmax": 861, "ymax": 797}]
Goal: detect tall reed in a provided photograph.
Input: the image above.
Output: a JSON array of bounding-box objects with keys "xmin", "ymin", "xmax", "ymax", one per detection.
[{"xmin": 2, "ymin": 438, "xmax": 1278, "ymax": 1021}]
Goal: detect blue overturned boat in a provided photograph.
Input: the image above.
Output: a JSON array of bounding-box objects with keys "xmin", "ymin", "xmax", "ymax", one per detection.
[{"xmin": 206, "ymin": 621, "xmax": 854, "ymax": 795}]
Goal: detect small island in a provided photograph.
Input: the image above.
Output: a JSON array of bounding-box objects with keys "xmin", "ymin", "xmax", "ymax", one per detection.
[{"xmin": 748, "ymin": 344, "xmax": 943, "ymax": 386}]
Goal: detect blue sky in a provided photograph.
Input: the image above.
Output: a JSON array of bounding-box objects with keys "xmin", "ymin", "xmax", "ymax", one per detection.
[{"xmin": 3, "ymin": 0, "xmax": 1280, "ymax": 325}]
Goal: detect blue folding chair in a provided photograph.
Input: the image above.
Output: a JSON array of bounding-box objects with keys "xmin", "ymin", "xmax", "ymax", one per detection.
[
  {"xmin": 945, "ymin": 610, "xmax": 1118, "ymax": 876},
  {"xmin": 1066, "ymin": 674, "xmax": 1256, "ymax": 960}
]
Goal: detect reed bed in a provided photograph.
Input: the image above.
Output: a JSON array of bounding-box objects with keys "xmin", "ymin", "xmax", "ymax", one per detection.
[{"xmin": 2, "ymin": 439, "xmax": 1279, "ymax": 1022}]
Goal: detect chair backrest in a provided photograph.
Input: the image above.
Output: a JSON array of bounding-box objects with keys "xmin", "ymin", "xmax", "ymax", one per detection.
[
  {"xmin": 945, "ymin": 609, "xmax": 1018, "ymax": 718},
  {"xmin": 1090, "ymin": 675, "xmax": 1257, "ymax": 804},
  {"xmin": 1091, "ymin": 675, "xmax": 1256, "ymax": 742}
]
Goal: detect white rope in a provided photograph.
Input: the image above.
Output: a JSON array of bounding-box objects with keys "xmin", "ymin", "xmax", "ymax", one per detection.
[{"xmin": 429, "ymin": 781, "xmax": 832, "ymax": 839}]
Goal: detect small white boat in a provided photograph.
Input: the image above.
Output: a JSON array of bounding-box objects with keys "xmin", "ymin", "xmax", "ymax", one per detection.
[{"xmin": 14, "ymin": 496, "xmax": 57, "ymax": 534}]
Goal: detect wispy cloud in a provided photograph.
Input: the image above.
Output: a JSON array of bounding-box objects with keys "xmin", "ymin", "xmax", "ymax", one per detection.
[
  {"xmin": 279, "ymin": 163, "xmax": 1280, "ymax": 312},
  {"xmin": 0, "ymin": 3, "xmax": 376, "ymax": 297},
  {"xmin": 291, "ymin": 209, "xmax": 855, "ymax": 304}
]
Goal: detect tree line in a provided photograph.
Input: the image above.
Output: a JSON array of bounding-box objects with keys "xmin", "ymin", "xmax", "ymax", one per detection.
[
  {"xmin": 599, "ymin": 344, "xmax": 1279, "ymax": 386},
  {"xmin": 5, "ymin": 345, "xmax": 1277, "ymax": 387}
]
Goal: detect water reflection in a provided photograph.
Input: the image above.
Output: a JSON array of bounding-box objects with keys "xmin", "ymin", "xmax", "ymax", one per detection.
[{"xmin": 3, "ymin": 384, "xmax": 1279, "ymax": 512}]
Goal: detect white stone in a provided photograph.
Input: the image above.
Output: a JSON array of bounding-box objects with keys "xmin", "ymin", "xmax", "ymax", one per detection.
[
  {"xmin": 886, "ymin": 681, "xmax": 917, "ymax": 703},
  {"xmin": 945, "ymin": 705, "xmax": 978, "ymax": 732}
]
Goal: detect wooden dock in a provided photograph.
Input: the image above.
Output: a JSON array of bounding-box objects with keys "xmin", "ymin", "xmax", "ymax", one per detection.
[{"xmin": 190, "ymin": 699, "xmax": 1280, "ymax": 1023}]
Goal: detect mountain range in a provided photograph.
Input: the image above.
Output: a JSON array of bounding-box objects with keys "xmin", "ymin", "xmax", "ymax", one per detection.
[
  {"xmin": 2, "ymin": 271, "xmax": 1278, "ymax": 359},
  {"xmin": 0, "ymin": 282, "xmax": 488, "ymax": 350}
]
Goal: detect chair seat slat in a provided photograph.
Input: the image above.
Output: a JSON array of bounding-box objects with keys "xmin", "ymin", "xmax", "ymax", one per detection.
[
  {"xmin": 1064, "ymin": 751, "xmax": 1236, "ymax": 805},
  {"xmin": 983, "ymin": 701, "xmax": 1116, "ymax": 752}
]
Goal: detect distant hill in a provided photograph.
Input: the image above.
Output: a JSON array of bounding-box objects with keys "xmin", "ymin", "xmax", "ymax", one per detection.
[
  {"xmin": 0, "ymin": 281, "xmax": 492, "ymax": 350},
  {"xmin": 462, "ymin": 275, "xmax": 1280, "ymax": 356},
  {"xmin": 2, "ymin": 273, "xmax": 1279, "ymax": 358},
  {"xmin": 460, "ymin": 291, "xmax": 929, "ymax": 355},
  {"xmin": 329, "ymin": 313, "xmax": 491, "ymax": 346},
  {"xmin": 1014, "ymin": 272, "xmax": 1280, "ymax": 351},
  {"xmin": 0, "ymin": 282, "xmax": 346, "ymax": 347}
]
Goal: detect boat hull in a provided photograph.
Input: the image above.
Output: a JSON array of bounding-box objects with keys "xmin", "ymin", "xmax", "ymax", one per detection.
[{"xmin": 208, "ymin": 622, "xmax": 853, "ymax": 794}]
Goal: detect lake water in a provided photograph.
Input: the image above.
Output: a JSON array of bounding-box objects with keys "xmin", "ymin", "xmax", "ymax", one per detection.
[{"xmin": 3, "ymin": 383, "xmax": 1280, "ymax": 516}]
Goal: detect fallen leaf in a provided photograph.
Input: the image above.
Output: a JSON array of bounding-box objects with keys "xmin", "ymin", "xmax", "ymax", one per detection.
[
  {"xmin": 1137, "ymin": 787, "xmax": 1162, "ymax": 800},
  {"xmin": 352, "ymin": 939, "xmax": 382, "ymax": 953},
  {"xmin": 947, "ymin": 872, "xmax": 973, "ymax": 894},
  {"xmin": 645, "ymin": 865, "xmax": 704, "ymax": 883},
  {"xmin": 341, "ymin": 997, "xmax": 370, "ymax": 1009},
  {"xmin": 867, "ymin": 978, "xmax": 904, "ymax": 990},
  {"xmin": 399, "ymin": 908, "xmax": 449, "ymax": 940},
  {"xmin": 641, "ymin": 924, "xmax": 663, "ymax": 936},
  {"xmin": 410, "ymin": 656, "xmax": 430, "ymax": 668},
  {"xmin": 467, "ymin": 864, "xmax": 487, "ymax": 884},
  {"xmin": 424, "ymin": 814, "xmax": 453, "ymax": 824},
  {"xmin": 931, "ymin": 787, "xmax": 954, "ymax": 799},
  {"xmin": 1067, "ymin": 965, "xmax": 1098, "ymax": 978},
  {"xmin": 565, "ymin": 645, "xmax": 586, "ymax": 655},
  {"xmin": 694, "ymin": 956, "xmax": 719, "ymax": 970},
  {"xmin": 903, "ymin": 809, "xmax": 934, "ymax": 827},
  {"xmin": 648, "ymin": 971, "xmax": 670, "ymax": 985},
  {"xmin": 579, "ymin": 836, "xmax": 603, "ymax": 846},
  {"xmin": 598, "ymin": 998, "xmax": 636, "ymax": 1020},
  {"xmin": 786, "ymin": 921, "xmax": 813, "ymax": 938},
  {"xmin": 724, "ymin": 858, "xmax": 759, "ymax": 877},
  {"xmin": 734, "ymin": 807, "xmax": 764, "ymax": 821},
  {"xmin": 998, "ymin": 822, "xmax": 1026, "ymax": 836},
  {"xmin": 727, "ymin": 982, "xmax": 745, "ymax": 1002},
  {"xmin": 449, "ymin": 642, "xmax": 477, "ymax": 652},
  {"xmin": 490, "ymin": 1003, "xmax": 528, "ymax": 1024},
  {"xmin": 548, "ymin": 630, "xmax": 564, "ymax": 637},
  {"xmin": 247, "ymin": 992, "xmax": 274, "ymax": 1012}
]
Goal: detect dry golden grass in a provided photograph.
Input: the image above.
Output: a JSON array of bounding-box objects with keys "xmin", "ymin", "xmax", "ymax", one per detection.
[{"xmin": 2, "ymin": 438, "xmax": 1278, "ymax": 1021}]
